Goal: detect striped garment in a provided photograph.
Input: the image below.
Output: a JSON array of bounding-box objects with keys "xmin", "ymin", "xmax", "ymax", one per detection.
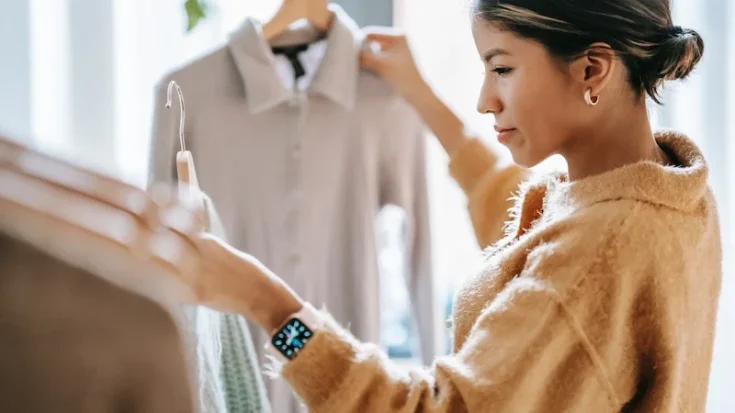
[{"xmin": 220, "ymin": 313, "xmax": 271, "ymax": 413}]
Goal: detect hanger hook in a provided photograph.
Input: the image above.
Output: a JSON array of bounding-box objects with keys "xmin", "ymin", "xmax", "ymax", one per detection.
[{"xmin": 165, "ymin": 80, "xmax": 186, "ymax": 152}]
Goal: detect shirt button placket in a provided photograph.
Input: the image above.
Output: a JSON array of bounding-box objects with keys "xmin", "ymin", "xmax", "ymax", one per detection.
[{"xmin": 288, "ymin": 90, "xmax": 307, "ymax": 298}]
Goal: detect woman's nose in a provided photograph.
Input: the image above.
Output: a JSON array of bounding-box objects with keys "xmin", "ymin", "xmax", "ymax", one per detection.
[{"xmin": 477, "ymin": 80, "xmax": 502, "ymax": 115}]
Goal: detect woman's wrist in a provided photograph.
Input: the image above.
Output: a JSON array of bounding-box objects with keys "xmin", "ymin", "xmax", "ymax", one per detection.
[
  {"xmin": 239, "ymin": 265, "xmax": 304, "ymax": 334},
  {"xmin": 223, "ymin": 274, "xmax": 303, "ymax": 334},
  {"xmin": 194, "ymin": 235, "xmax": 304, "ymax": 334},
  {"xmin": 260, "ymin": 290, "xmax": 304, "ymax": 334},
  {"xmin": 248, "ymin": 273, "xmax": 304, "ymax": 334},
  {"xmin": 402, "ymin": 81, "xmax": 466, "ymax": 155}
]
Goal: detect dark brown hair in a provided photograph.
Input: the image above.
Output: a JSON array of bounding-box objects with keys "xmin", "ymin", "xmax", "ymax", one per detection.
[{"xmin": 473, "ymin": 0, "xmax": 704, "ymax": 103}]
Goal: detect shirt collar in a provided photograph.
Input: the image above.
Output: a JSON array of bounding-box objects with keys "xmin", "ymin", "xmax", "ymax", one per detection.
[
  {"xmin": 274, "ymin": 39, "xmax": 328, "ymax": 92},
  {"xmin": 227, "ymin": 4, "xmax": 361, "ymax": 114}
]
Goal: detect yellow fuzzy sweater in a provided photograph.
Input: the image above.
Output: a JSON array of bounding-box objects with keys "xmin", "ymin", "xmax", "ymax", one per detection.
[{"xmin": 278, "ymin": 131, "xmax": 722, "ymax": 412}]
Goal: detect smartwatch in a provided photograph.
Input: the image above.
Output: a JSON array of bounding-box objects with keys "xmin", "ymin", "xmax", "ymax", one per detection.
[{"xmin": 265, "ymin": 302, "xmax": 323, "ymax": 363}]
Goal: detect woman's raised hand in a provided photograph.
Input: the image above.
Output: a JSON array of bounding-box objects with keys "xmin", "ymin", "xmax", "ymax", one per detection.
[{"xmin": 360, "ymin": 27, "xmax": 431, "ymax": 103}]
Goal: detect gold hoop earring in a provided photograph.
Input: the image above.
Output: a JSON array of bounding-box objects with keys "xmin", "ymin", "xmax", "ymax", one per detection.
[{"xmin": 584, "ymin": 89, "xmax": 599, "ymax": 106}]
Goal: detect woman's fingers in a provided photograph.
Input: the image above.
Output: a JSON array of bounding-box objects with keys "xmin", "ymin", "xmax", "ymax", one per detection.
[
  {"xmin": 364, "ymin": 34, "xmax": 395, "ymax": 48},
  {"xmin": 363, "ymin": 25, "xmax": 403, "ymax": 38},
  {"xmin": 359, "ymin": 48, "xmax": 383, "ymax": 72},
  {"xmin": 363, "ymin": 26, "xmax": 406, "ymax": 47}
]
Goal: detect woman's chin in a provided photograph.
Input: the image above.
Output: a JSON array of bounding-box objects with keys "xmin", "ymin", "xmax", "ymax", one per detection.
[
  {"xmin": 508, "ymin": 150, "xmax": 533, "ymax": 169},
  {"xmin": 509, "ymin": 149, "xmax": 546, "ymax": 169}
]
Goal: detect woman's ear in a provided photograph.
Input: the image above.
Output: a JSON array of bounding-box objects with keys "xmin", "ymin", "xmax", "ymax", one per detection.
[{"xmin": 568, "ymin": 42, "xmax": 617, "ymax": 96}]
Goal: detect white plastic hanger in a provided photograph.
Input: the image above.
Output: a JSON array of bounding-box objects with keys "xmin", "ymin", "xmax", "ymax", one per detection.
[
  {"xmin": 166, "ymin": 80, "xmax": 209, "ymax": 230},
  {"xmin": 166, "ymin": 81, "xmax": 200, "ymax": 194}
]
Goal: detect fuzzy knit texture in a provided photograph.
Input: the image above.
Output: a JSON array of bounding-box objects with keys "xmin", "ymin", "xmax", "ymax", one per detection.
[{"xmin": 274, "ymin": 131, "xmax": 722, "ymax": 412}]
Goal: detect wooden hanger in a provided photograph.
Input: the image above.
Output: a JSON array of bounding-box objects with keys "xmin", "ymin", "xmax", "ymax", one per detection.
[{"xmin": 262, "ymin": 0, "xmax": 333, "ymax": 41}]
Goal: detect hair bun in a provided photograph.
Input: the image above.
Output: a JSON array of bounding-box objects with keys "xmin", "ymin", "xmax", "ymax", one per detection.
[
  {"xmin": 649, "ymin": 26, "xmax": 704, "ymax": 82},
  {"xmin": 665, "ymin": 25, "xmax": 684, "ymax": 37}
]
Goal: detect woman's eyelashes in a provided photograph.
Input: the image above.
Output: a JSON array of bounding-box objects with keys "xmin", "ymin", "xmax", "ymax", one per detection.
[
  {"xmin": 482, "ymin": 66, "xmax": 513, "ymax": 78},
  {"xmin": 492, "ymin": 67, "xmax": 513, "ymax": 77}
]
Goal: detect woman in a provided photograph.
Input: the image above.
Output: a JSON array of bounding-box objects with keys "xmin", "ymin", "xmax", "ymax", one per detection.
[{"xmin": 192, "ymin": 0, "xmax": 722, "ymax": 411}]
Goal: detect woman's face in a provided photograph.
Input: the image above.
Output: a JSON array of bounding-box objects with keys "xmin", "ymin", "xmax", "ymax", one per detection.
[{"xmin": 471, "ymin": 20, "xmax": 589, "ymax": 167}]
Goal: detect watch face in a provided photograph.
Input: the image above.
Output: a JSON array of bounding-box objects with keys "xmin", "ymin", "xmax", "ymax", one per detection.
[{"xmin": 272, "ymin": 318, "xmax": 313, "ymax": 359}]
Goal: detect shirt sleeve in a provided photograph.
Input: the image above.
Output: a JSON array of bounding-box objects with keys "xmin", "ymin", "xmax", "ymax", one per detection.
[
  {"xmin": 448, "ymin": 137, "xmax": 529, "ymax": 249},
  {"xmin": 277, "ymin": 232, "xmax": 622, "ymax": 413},
  {"xmin": 378, "ymin": 102, "xmax": 438, "ymax": 364}
]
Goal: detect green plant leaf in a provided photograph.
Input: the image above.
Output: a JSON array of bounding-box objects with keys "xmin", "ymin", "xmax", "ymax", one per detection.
[{"xmin": 184, "ymin": 0, "xmax": 208, "ymax": 32}]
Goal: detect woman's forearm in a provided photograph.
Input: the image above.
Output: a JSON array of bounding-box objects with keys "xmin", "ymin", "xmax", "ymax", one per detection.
[
  {"xmin": 404, "ymin": 81, "xmax": 467, "ymax": 156},
  {"xmin": 194, "ymin": 234, "xmax": 303, "ymax": 334}
]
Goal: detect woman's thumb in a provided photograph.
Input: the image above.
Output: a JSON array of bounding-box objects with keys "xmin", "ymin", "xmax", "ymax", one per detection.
[{"xmin": 359, "ymin": 46, "xmax": 384, "ymax": 73}]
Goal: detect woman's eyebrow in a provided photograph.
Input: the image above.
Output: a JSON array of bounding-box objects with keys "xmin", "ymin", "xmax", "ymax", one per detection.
[{"xmin": 483, "ymin": 48, "xmax": 510, "ymax": 62}]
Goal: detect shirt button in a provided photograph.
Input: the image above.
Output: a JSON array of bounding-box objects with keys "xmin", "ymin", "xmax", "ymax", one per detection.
[
  {"xmin": 293, "ymin": 144, "xmax": 302, "ymax": 158},
  {"xmin": 290, "ymin": 252, "xmax": 301, "ymax": 264}
]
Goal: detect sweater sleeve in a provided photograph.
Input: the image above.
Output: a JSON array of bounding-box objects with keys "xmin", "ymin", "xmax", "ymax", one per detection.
[
  {"xmin": 277, "ymin": 234, "xmax": 621, "ymax": 413},
  {"xmin": 448, "ymin": 137, "xmax": 529, "ymax": 249}
]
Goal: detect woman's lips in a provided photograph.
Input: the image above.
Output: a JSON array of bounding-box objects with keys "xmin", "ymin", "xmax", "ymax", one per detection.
[{"xmin": 494, "ymin": 126, "xmax": 517, "ymax": 144}]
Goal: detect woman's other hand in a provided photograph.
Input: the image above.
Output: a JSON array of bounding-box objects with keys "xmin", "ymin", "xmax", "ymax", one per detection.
[
  {"xmin": 360, "ymin": 28, "xmax": 430, "ymax": 103},
  {"xmin": 150, "ymin": 184, "xmax": 302, "ymax": 333}
]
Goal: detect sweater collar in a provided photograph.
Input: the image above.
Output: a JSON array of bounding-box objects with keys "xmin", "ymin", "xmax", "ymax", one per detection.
[{"xmin": 509, "ymin": 131, "xmax": 709, "ymax": 237}]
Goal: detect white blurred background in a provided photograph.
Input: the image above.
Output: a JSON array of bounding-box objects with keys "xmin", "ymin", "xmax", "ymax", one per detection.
[{"xmin": 0, "ymin": 0, "xmax": 732, "ymax": 410}]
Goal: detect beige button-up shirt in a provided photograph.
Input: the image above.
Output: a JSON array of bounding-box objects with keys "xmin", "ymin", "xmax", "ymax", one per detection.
[{"xmin": 148, "ymin": 5, "xmax": 436, "ymax": 412}]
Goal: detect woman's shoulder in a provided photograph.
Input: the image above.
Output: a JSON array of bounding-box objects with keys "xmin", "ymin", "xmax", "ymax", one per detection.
[
  {"xmin": 518, "ymin": 189, "xmax": 720, "ymax": 297},
  {"xmin": 538, "ymin": 191, "xmax": 716, "ymax": 258}
]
